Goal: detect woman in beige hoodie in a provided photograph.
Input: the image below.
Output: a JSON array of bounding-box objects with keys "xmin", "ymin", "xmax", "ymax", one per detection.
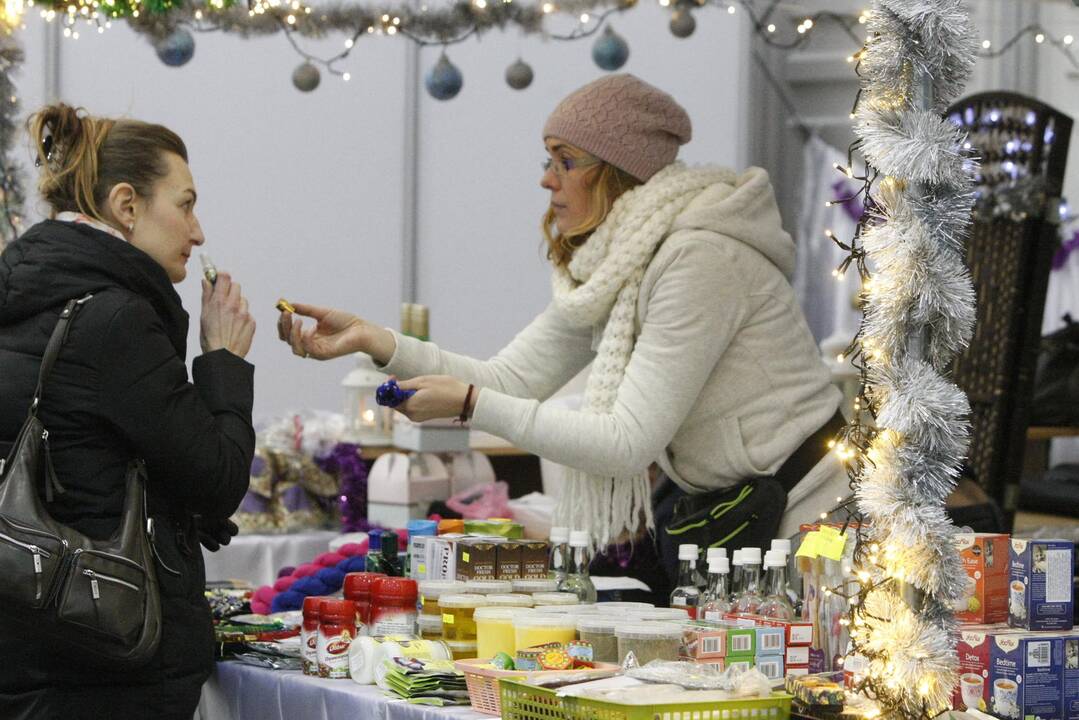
[{"xmin": 278, "ymin": 74, "xmax": 847, "ymax": 588}]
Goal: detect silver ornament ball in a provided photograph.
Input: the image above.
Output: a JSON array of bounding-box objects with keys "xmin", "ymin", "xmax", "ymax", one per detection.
[
  {"xmin": 592, "ymin": 25, "xmax": 629, "ymax": 72},
  {"xmin": 155, "ymin": 28, "xmax": 195, "ymax": 67},
  {"xmin": 505, "ymin": 59, "xmax": 534, "ymax": 90},
  {"xmin": 425, "ymin": 54, "xmax": 463, "ymax": 101},
  {"xmin": 292, "ymin": 62, "xmax": 321, "ymax": 92},
  {"xmin": 669, "ymin": 9, "xmax": 696, "ymax": 38}
]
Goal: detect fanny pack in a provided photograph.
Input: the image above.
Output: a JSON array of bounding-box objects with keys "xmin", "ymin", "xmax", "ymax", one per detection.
[{"xmin": 664, "ymin": 411, "xmax": 846, "ymax": 552}]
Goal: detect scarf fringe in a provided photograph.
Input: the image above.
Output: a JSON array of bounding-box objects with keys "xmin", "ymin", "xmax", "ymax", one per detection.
[{"xmin": 555, "ymin": 468, "xmax": 654, "ymax": 548}]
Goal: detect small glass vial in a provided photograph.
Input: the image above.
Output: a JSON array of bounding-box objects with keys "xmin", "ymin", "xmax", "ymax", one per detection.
[
  {"xmin": 758, "ymin": 550, "xmax": 796, "ymax": 620},
  {"xmin": 734, "ymin": 547, "xmax": 763, "ymax": 614},
  {"xmin": 556, "ymin": 530, "xmax": 596, "ymax": 604},
  {"xmin": 700, "ymin": 555, "xmax": 732, "ymax": 621},
  {"xmin": 669, "ymin": 543, "xmax": 701, "ymax": 619}
]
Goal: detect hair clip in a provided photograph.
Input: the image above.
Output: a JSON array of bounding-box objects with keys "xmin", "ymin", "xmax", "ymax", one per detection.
[{"xmin": 35, "ymin": 135, "xmax": 54, "ymax": 168}]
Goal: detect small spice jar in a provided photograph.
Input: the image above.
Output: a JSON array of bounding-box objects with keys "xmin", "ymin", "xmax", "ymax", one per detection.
[
  {"xmin": 301, "ymin": 595, "xmax": 325, "ymax": 675},
  {"xmin": 512, "ymin": 578, "xmax": 559, "ymax": 595},
  {"xmin": 531, "ymin": 592, "xmax": 580, "ymax": 607},
  {"xmin": 485, "ymin": 593, "xmax": 534, "ymax": 608},
  {"xmin": 475, "ymin": 607, "xmax": 533, "ymax": 659},
  {"xmin": 464, "ymin": 579, "xmax": 514, "ymax": 595},
  {"xmin": 438, "ymin": 593, "xmax": 488, "ymax": 642},
  {"xmin": 343, "ymin": 571, "xmax": 385, "ymax": 628},
  {"xmin": 418, "ymin": 580, "xmax": 465, "ymax": 618},
  {"xmin": 317, "ymin": 599, "xmax": 359, "ymax": 679},
  {"xmin": 576, "ymin": 615, "xmax": 620, "ymax": 664},
  {"xmin": 513, "ymin": 614, "xmax": 577, "ymax": 652},
  {"xmin": 369, "ymin": 577, "xmax": 418, "ymax": 637},
  {"xmin": 615, "ymin": 623, "xmax": 683, "ymax": 665}
]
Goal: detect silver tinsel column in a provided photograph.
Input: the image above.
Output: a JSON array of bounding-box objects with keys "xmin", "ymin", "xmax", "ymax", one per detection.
[{"xmin": 841, "ymin": 1, "xmax": 978, "ymax": 718}]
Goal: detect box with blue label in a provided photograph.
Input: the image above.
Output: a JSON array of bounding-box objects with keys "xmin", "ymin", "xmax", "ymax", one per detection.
[
  {"xmin": 989, "ymin": 633, "xmax": 1064, "ymax": 720},
  {"xmin": 1064, "ymin": 632, "xmax": 1079, "ymax": 720},
  {"xmin": 1008, "ymin": 538, "xmax": 1074, "ymax": 631},
  {"xmin": 754, "ymin": 626, "xmax": 785, "ymax": 657},
  {"xmin": 755, "ymin": 654, "xmax": 785, "ymax": 680}
]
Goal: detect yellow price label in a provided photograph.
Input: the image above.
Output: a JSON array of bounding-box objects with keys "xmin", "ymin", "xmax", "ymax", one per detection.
[
  {"xmin": 442, "ymin": 613, "xmax": 455, "ymax": 625},
  {"xmin": 418, "ymin": 563, "xmax": 426, "ymax": 574},
  {"xmin": 818, "ymin": 532, "xmax": 849, "ymax": 561},
  {"xmin": 796, "ymin": 532, "xmax": 821, "ymax": 559},
  {"xmin": 462, "ymin": 552, "xmax": 470, "ymax": 563}
]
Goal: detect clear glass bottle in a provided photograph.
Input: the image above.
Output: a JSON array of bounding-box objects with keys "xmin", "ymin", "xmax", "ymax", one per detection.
[
  {"xmin": 548, "ymin": 526, "xmax": 570, "ymax": 584},
  {"xmin": 700, "ymin": 555, "xmax": 732, "ymax": 621},
  {"xmin": 734, "ymin": 547, "xmax": 763, "ymax": 614},
  {"xmin": 701, "ymin": 548, "xmax": 726, "ymax": 604},
  {"xmin": 365, "ymin": 530, "xmax": 384, "ymax": 574},
  {"xmin": 730, "ymin": 549, "xmax": 745, "ymax": 601},
  {"xmin": 757, "ymin": 550, "xmax": 796, "ymax": 620},
  {"xmin": 557, "ymin": 530, "xmax": 597, "ymax": 603},
  {"xmin": 669, "ymin": 544, "xmax": 701, "ymax": 618},
  {"xmin": 770, "ymin": 538, "xmax": 800, "ymax": 611}
]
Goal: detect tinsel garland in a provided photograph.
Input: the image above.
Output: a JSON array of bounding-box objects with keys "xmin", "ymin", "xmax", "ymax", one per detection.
[
  {"xmin": 0, "ymin": 36, "xmax": 25, "ymax": 249},
  {"xmin": 831, "ymin": 1, "xmax": 978, "ymax": 718},
  {"xmin": 314, "ymin": 442, "xmax": 371, "ymax": 533}
]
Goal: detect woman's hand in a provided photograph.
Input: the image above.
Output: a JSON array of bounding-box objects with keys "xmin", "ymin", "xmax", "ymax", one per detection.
[
  {"xmin": 276, "ymin": 302, "xmax": 395, "ymax": 362},
  {"xmin": 396, "ymin": 375, "xmax": 476, "ymax": 423},
  {"xmin": 200, "ymin": 272, "xmax": 256, "ymax": 358}
]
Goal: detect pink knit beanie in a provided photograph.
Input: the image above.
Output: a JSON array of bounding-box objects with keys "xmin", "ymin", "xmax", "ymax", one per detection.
[{"xmin": 543, "ymin": 74, "xmax": 692, "ymax": 182}]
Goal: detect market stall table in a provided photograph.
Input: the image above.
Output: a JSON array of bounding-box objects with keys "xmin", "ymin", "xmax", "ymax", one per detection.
[
  {"xmin": 197, "ymin": 661, "xmax": 493, "ymax": 720},
  {"xmin": 202, "ymin": 530, "xmax": 341, "ymax": 588}
]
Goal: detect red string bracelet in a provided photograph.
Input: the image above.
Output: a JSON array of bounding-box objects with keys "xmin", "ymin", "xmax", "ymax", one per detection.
[{"xmin": 457, "ymin": 384, "xmax": 475, "ymax": 424}]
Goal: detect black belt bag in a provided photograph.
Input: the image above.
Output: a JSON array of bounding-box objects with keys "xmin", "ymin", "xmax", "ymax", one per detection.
[
  {"xmin": 0, "ymin": 295, "xmax": 162, "ymax": 666},
  {"xmin": 664, "ymin": 411, "xmax": 846, "ymax": 552}
]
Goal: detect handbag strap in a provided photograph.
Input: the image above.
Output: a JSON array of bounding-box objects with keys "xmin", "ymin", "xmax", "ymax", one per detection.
[{"xmin": 28, "ymin": 293, "xmax": 94, "ymax": 418}]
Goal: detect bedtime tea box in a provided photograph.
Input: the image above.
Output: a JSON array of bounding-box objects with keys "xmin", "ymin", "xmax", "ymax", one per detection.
[
  {"xmin": 989, "ymin": 633, "xmax": 1065, "ymax": 720},
  {"xmin": 1008, "ymin": 538, "xmax": 1074, "ymax": 631}
]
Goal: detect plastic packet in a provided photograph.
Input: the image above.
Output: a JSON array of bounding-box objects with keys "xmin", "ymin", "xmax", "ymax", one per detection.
[{"xmin": 626, "ymin": 659, "xmax": 734, "ymax": 690}]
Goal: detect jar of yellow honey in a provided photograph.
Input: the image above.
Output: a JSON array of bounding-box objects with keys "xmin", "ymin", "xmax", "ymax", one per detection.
[
  {"xmin": 513, "ymin": 614, "xmax": 577, "ymax": 652},
  {"xmin": 438, "ymin": 593, "xmax": 488, "ymax": 642},
  {"xmin": 475, "ymin": 607, "xmax": 533, "ymax": 659},
  {"xmin": 418, "ymin": 580, "xmax": 465, "ymax": 618}
]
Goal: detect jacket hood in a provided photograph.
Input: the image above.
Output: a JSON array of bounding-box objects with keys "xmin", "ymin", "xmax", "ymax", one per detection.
[
  {"xmin": 669, "ymin": 166, "xmax": 796, "ymax": 280},
  {"xmin": 0, "ymin": 220, "xmax": 189, "ymax": 357}
]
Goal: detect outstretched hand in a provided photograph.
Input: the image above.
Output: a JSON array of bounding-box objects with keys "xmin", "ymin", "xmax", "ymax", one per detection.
[{"xmin": 276, "ymin": 302, "xmax": 368, "ymax": 360}]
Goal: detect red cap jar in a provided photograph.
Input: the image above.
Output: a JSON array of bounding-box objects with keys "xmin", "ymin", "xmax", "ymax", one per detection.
[
  {"xmin": 343, "ymin": 571, "xmax": 385, "ymax": 627},
  {"xmin": 301, "ymin": 595, "xmax": 324, "ymax": 675},
  {"xmin": 316, "ymin": 599, "xmax": 358, "ymax": 679},
  {"xmin": 369, "ymin": 577, "xmax": 419, "ymax": 638}
]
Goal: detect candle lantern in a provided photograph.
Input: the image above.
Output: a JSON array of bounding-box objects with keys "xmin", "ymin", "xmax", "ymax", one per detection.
[{"xmin": 342, "ymin": 353, "xmax": 393, "ymax": 445}]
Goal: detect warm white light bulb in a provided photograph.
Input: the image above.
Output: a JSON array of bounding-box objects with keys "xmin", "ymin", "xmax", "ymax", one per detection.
[
  {"xmin": 1035, "ymin": 33, "xmax": 1045, "ymax": 44},
  {"xmin": 766, "ymin": 23, "xmax": 775, "ymax": 32},
  {"xmin": 579, "ymin": 12, "xmax": 588, "ymax": 22},
  {"xmin": 345, "ymin": 38, "xmax": 353, "ymax": 47},
  {"xmin": 1064, "ymin": 35, "xmax": 1074, "ymax": 46},
  {"xmin": 726, "ymin": 4, "xmax": 735, "ymax": 13},
  {"xmin": 982, "ymin": 39, "xmax": 991, "ymax": 49},
  {"xmin": 343, "ymin": 72, "xmax": 351, "ymax": 81}
]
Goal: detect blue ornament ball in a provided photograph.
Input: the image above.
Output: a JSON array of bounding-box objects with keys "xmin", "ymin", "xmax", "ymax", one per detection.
[
  {"xmin": 156, "ymin": 28, "xmax": 195, "ymax": 68},
  {"xmin": 592, "ymin": 26, "xmax": 629, "ymax": 72},
  {"xmin": 425, "ymin": 54, "xmax": 463, "ymax": 101}
]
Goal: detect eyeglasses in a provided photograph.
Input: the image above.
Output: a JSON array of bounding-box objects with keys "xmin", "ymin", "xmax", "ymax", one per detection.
[{"xmin": 542, "ymin": 153, "xmax": 601, "ymax": 178}]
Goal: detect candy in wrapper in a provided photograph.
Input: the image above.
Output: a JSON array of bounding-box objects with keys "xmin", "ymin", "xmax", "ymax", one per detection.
[
  {"xmin": 515, "ymin": 649, "xmax": 543, "ymax": 671},
  {"xmin": 276, "ymin": 298, "xmax": 296, "ymax": 314},
  {"xmin": 376, "ymin": 378, "xmax": 416, "ymax": 407},
  {"xmin": 490, "ymin": 652, "xmax": 515, "ymax": 670},
  {"xmin": 538, "ymin": 648, "xmax": 572, "ymax": 670},
  {"xmin": 200, "ymin": 253, "xmax": 218, "ymax": 285},
  {"xmin": 566, "ymin": 640, "xmax": 593, "ymax": 663}
]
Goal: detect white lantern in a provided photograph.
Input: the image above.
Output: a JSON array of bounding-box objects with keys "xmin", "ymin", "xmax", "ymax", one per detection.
[{"xmin": 341, "ymin": 353, "xmax": 393, "ymax": 445}]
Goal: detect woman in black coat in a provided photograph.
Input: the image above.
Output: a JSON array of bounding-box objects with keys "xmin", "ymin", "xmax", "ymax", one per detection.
[{"xmin": 0, "ymin": 105, "xmax": 256, "ymax": 719}]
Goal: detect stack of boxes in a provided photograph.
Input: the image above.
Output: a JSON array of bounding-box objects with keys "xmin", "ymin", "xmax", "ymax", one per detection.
[
  {"xmin": 410, "ymin": 532, "xmax": 549, "ymax": 582},
  {"xmin": 679, "ymin": 615, "xmax": 813, "ymax": 681},
  {"xmin": 950, "ymin": 535, "xmax": 1076, "ymax": 720}
]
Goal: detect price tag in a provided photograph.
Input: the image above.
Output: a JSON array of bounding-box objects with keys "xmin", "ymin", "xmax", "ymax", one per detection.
[
  {"xmin": 462, "ymin": 552, "xmax": 470, "ymax": 563},
  {"xmin": 442, "ymin": 613, "xmax": 454, "ymax": 625},
  {"xmin": 796, "ymin": 532, "xmax": 821, "ymax": 559}
]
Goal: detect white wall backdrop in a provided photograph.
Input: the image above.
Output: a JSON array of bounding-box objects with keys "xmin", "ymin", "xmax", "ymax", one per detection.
[{"xmin": 13, "ymin": 3, "xmax": 748, "ymax": 422}]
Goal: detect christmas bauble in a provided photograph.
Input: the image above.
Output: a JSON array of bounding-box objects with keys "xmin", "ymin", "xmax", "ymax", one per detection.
[
  {"xmin": 292, "ymin": 62, "xmax": 321, "ymax": 92},
  {"xmin": 669, "ymin": 9, "xmax": 696, "ymax": 38},
  {"xmin": 505, "ymin": 59, "xmax": 534, "ymax": 90},
  {"xmin": 592, "ymin": 26, "xmax": 629, "ymax": 71},
  {"xmin": 155, "ymin": 28, "xmax": 195, "ymax": 67},
  {"xmin": 425, "ymin": 54, "xmax": 463, "ymax": 100}
]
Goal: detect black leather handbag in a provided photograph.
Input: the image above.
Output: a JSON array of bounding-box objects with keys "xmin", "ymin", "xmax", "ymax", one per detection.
[{"xmin": 0, "ymin": 295, "xmax": 162, "ymax": 665}]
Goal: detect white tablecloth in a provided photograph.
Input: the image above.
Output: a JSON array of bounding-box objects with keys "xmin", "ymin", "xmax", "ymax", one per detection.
[
  {"xmin": 197, "ymin": 661, "xmax": 493, "ymax": 720},
  {"xmin": 202, "ymin": 531, "xmax": 341, "ymax": 587}
]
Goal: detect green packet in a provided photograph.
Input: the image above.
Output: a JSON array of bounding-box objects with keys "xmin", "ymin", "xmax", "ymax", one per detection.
[{"xmin": 463, "ymin": 519, "xmax": 523, "ymax": 539}]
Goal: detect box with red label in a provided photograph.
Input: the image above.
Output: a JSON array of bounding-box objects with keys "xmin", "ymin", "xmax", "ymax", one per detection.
[
  {"xmin": 953, "ymin": 533, "xmax": 1009, "ymax": 625},
  {"xmin": 842, "ymin": 651, "xmax": 869, "ymax": 689},
  {"xmin": 785, "ymin": 665, "xmax": 810, "ymax": 678},
  {"xmin": 786, "ymin": 645, "xmax": 810, "ymax": 667},
  {"xmin": 681, "ymin": 624, "xmax": 728, "ymax": 660},
  {"xmin": 953, "ymin": 628, "xmax": 993, "ymax": 711},
  {"xmin": 722, "ymin": 613, "xmax": 814, "ymax": 646}
]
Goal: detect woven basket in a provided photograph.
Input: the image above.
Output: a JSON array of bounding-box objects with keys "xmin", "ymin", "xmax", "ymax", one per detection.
[{"xmin": 455, "ymin": 658, "xmax": 619, "ymax": 715}]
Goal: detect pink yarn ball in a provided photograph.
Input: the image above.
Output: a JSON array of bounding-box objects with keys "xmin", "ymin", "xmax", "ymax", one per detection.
[
  {"xmin": 316, "ymin": 552, "xmax": 346, "ymax": 567},
  {"xmin": 253, "ymin": 585, "xmax": 275, "ymax": 604},
  {"xmin": 273, "ymin": 576, "xmax": 296, "ymax": 592},
  {"xmin": 338, "ymin": 543, "xmax": 364, "ymax": 557},
  {"xmin": 250, "ymin": 599, "xmax": 271, "ymax": 615},
  {"xmin": 294, "ymin": 563, "xmax": 321, "ymax": 578}
]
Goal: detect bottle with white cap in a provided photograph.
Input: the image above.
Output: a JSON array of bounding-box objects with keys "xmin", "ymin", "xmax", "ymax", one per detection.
[
  {"xmin": 730, "ymin": 549, "xmax": 745, "ymax": 600},
  {"xmin": 770, "ymin": 538, "xmax": 801, "ymax": 611},
  {"xmin": 669, "ymin": 543, "xmax": 702, "ymax": 618},
  {"xmin": 733, "ymin": 547, "xmax": 763, "ymax": 614},
  {"xmin": 556, "ymin": 530, "xmax": 596, "ymax": 603},
  {"xmin": 701, "ymin": 547, "xmax": 726, "ymax": 604},
  {"xmin": 700, "ymin": 554, "xmax": 732, "ymax": 620},
  {"xmin": 548, "ymin": 526, "xmax": 570, "ymax": 584},
  {"xmin": 758, "ymin": 550, "xmax": 795, "ymax": 620}
]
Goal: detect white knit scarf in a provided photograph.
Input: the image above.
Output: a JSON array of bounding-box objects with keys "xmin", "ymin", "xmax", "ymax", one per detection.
[{"xmin": 551, "ymin": 162, "xmax": 737, "ymax": 546}]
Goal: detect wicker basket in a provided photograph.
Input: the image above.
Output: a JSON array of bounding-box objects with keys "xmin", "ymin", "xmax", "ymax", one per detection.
[{"xmin": 454, "ymin": 658, "xmax": 620, "ymax": 716}]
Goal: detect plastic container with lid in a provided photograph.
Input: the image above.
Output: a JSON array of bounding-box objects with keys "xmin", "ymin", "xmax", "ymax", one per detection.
[
  {"xmin": 301, "ymin": 595, "xmax": 325, "ymax": 675},
  {"xmin": 624, "ymin": 607, "xmax": 693, "ymax": 622},
  {"xmin": 464, "ymin": 579, "xmax": 514, "ymax": 595},
  {"xmin": 317, "ymin": 599, "xmax": 359, "ymax": 679},
  {"xmin": 576, "ymin": 615, "xmax": 620, "ymax": 664},
  {"xmin": 615, "ymin": 623, "xmax": 683, "ymax": 665},
  {"xmin": 343, "ymin": 572, "xmax": 386, "ymax": 628},
  {"xmin": 484, "ymin": 593, "xmax": 534, "ymax": 608},
  {"xmin": 593, "ymin": 601, "xmax": 655, "ymax": 612},
  {"xmin": 513, "ymin": 613, "xmax": 577, "ymax": 652},
  {"xmin": 417, "ymin": 613, "xmax": 443, "ymax": 640},
  {"xmin": 445, "ymin": 639, "xmax": 478, "ymax": 660},
  {"xmin": 474, "ymin": 607, "xmax": 533, "ymax": 659},
  {"xmin": 512, "ymin": 578, "xmax": 559, "ymax": 594},
  {"xmin": 418, "ymin": 579, "xmax": 466, "ymax": 617},
  {"xmin": 369, "ymin": 577, "xmax": 418, "ymax": 637},
  {"xmin": 438, "ymin": 518, "xmax": 465, "ymax": 535},
  {"xmin": 531, "ymin": 592, "xmax": 580, "ymax": 606},
  {"xmin": 438, "ymin": 593, "xmax": 488, "ymax": 642}
]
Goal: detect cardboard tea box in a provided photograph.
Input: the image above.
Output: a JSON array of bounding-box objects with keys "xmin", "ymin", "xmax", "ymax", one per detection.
[{"xmin": 1008, "ymin": 538, "xmax": 1074, "ymax": 631}]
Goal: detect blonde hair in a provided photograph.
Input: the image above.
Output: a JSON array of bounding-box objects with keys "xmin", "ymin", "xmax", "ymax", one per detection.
[
  {"xmin": 542, "ymin": 152, "xmax": 641, "ymax": 269},
  {"xmin": 28, "ymin": 103, "xmax": 188, "ymax": 224}
]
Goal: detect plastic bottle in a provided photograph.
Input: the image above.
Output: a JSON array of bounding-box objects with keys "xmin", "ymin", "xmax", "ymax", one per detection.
[
  {"xmin": 556, "ymin": 530, "xmax": 596, "ymax": 603},
  {"xmin": 380, "ymin": 530, "xmax": 402, "ymax": 577},
  {"xmin": 317, "ymin": 599, "xmax": 359, "ymax": 679},
  {"xmin": 343, "ymin": 571, "xmax": 385, "ymax": 629},
  {"xmin": 369, "ymin": 577, "xmax": 419, "ymax": 636},
  {"xmin": 758, "ymin": 550, "xmax": 796, "ymax": 620},
  {"xmin": 669, "ymin": 543, "xmax": 702, "ymax": 618},
  {"xmin": 365, "ymin": 531, "xmax": 383, "ymax": 574},
  {"xmin": 548, "ymin": 526, "xmax": 570, "ymax": 584},
  {"xmin": 734, "ymin": 547, "xmax": 763, "ymax": 614},
  {"xmin": 700, "ymin": 555, "xmax": 732, "ymax": 621},
  {"xmin": 301, "ymin": 595, "xmax": 324, "ymax": 675}
]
